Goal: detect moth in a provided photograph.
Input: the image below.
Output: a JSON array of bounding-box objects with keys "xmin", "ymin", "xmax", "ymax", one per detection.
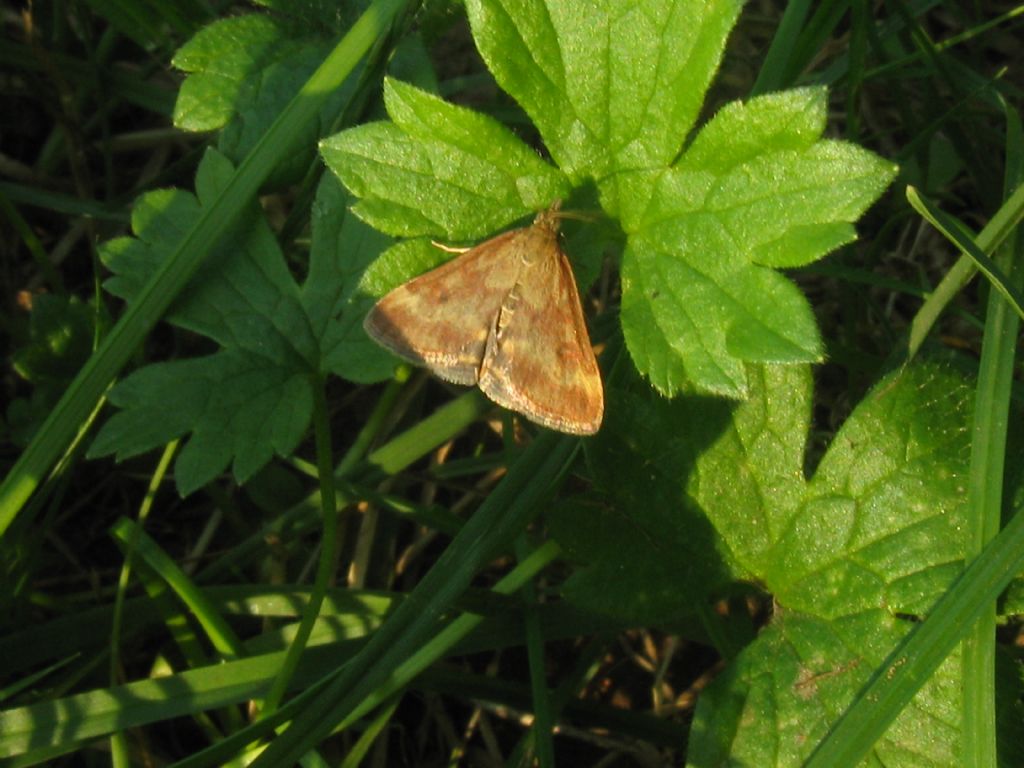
[{"xmin": 363, "ymin": 206, "xmax": 603, "ymax": 435}]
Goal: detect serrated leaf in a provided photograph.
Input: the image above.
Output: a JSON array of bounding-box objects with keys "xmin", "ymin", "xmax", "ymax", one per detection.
[
  {"xmin": 92, "ymin": 153, "xmax": 390, "ymax": 494},
  {"xmin": 620, "ymin": 89, "xmax": 896, "ymax": 397},
  {"xmin": 621, "ymin": 230, "xmax": 820, "ymax": 397},
  {"xmin": 173, "ymin": 15, "xmax": 290, "ymax": 132},
  {"xmin": 321, "ymin": 7, "xmax": 895, "ymax": 401},
  {"xmin": 101, "ymin": 152, "xmax": 318, "ymax": 369},
  {"xmin": 89, "ymin": 350, "xmax": 313, "ymax": 497},
  {"xmin": 320, "ymin": 78, "xmax": 570, "ymax": 239},
  {"xmin": 305, "ymin": 172, "xmax": 399, "ymax": 384},
  {"xmin": 173, "ymin": 12, "xmax": 356, "ymax": 184},
  {"xmin": 465, "ymin": 0, "xmax": 744, "ymax": 183}
]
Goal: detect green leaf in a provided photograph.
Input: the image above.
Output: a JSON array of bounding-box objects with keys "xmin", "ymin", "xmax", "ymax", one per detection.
[
  {"xmin": 620, "ymin": 89, "xmax": 896, "ymax": 397},
  {"xmin": 173, "ymin": 15, "xmax": 295, "ymax": 131},
  {"xmin": 683, "ymin": 362, "xmax": 974, "ymax": 766},
  {"xmin": 320, "ymin": 78, "xmax": 571, "ymax": 239},
  {"xmin": 622, "ymin": 233, "xmax": 821, "ymax": 396},
  {"xmin": 89, "ymin": 351, "xmax": 312, "ymax": 497},
  {"xmin": 322, "ymin": 10, "xmax": 895, "ymax": 401},
  {"xmin": 101, "ymin": 151, "xmax": 319, "ymax": 369},
  {"xmin": 688, "ymin": 609, "xmax": 961, "ymax": 768},
  {"xmin": 687, "ymin": 364, "xmax": 812, "ymax": 570},
  {"xmin": 0, "ymin": 0, "xmax": 408, "ymax": 537},
  {"xmin": 465, "ymin": 0, "xmax": 744, "ymax": 183},
  {"xmin": 305, "ymin": 171, "xmax": 399, "ymax": 384},
  {"xmin": 553, "ymin": 363, "xmax": 810, "ymax": 624},
  {"xmin": 564, "ymin": 360, "xmax": 974, "ymax": 764},
  {"xmin": 90, "ymin": 153, "xmax": 391, "ymax": 494},
  {"xmin": 173, "ymin": 12, "xmax": 359, "ymax": 184},
  {"xmin": 768, "ymin": 365, "xmax": 971, "ymax": 618}
]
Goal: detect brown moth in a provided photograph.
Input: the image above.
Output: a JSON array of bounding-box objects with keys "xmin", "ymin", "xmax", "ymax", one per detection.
[{"xmin": 363, "ymin": 206, "xmax": 603, "ymax": 435}]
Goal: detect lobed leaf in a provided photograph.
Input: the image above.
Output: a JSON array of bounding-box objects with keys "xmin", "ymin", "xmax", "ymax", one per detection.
[
  {"xmin": 320, "ymin": 78, "xmax": 570, "ymax": 239},
  {"xmin": 691, "ymin": 363, "xmax": 971, "ymax": 765},
  {"xmin": 322, "ymin": 8, "xmax": 895, "ymax": 400},
  {"xmin": 173, "ymin": 15, "xmax": 291, "ymax": 132},
  {"xmin": 92, "ymin": 155, "xmax": 391, "ymax": 494},
  {"xmin": 101, "ymin": 153, "xmax": 318, "ymax": 369},
  {"xmin": 173, "ymin": 12, "xmax": 356, "ymax": 184},
  {"xmin": 89, "ymin": 350, "xmax": 313, "ymax": 497},
  {"xmin": 620, "ymin": 89, "xmax": 896, "ymax": 397},
  {"xmin": 622, "ymin": 232, "xmax": 822, "ymax": 397},
  {"xmin": 563, "ymin": 360, "xmax": 975, "ymax": 765},
  {"xmin": 465, "ymin": 0, "xmax": 744, "ymax": 184}
]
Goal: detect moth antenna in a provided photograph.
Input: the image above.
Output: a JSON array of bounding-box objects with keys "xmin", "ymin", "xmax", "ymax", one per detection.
[
  {"xmin": 431, "ymin": 240, "xmax": 471, "ymax": 254},
  {"xmin": 551, "ymin": 209, "xmax": 599, "ymax": 223}
]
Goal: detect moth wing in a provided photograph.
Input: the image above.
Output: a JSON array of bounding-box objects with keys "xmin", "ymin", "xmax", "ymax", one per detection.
[
  {"xmin": 364, "ymin": 232, "xmax": 519, "ymax": 385},
  {"xmin": 478, "ymin": 245, "xmax": 603, "ymax": 434}
]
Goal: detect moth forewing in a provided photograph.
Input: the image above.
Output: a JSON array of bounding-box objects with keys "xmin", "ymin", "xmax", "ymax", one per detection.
[
  {"xmin": 362, "ymin": 230, "xmax": 521, "ymax": 386},
  {"xmin": 477, "ymin": 228, "xmax": 603, "ymax": 435}
]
